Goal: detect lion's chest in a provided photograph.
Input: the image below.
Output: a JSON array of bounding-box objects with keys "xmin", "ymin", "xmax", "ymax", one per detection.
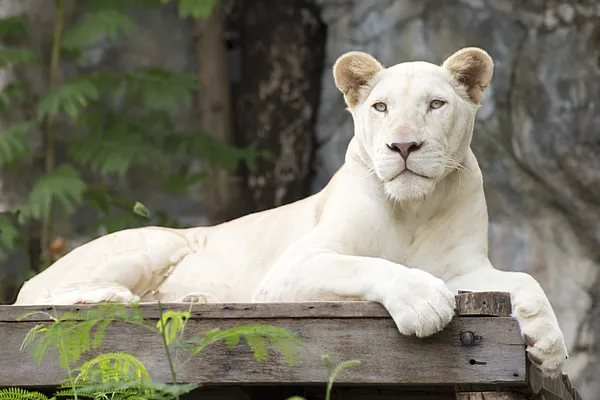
[{"xmin": 362, "ymin": 211, "xmax": 461, "ymax": 279}]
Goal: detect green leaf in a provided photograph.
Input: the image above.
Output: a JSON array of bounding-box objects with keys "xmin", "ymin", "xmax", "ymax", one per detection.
[
  {"xmin": 0, "ymin": 215, "xmax": 19, "ymax": 251},
  {"xmin": 161, "ymin": 166, "xmax": 208, "ymax": 195},
  {"xmin": 156, "ymin": 310, "xmax": 190, "ymax": 345},
  {"xmin": 0, "ymin": 387, "xmax": 49, "ymax": 400},
  {"xmin": 87, "ymin": 0, "xmax": 164, "ymax": 12},
  {"xmin": 0, "ymin": 121, "xmax": 36, "ymax": 165},
  {"xmin": 36, "ymin": 78, "xmax": 100, "ymax": 120},
  {"xmin": 132, "ymin": 202, "xmax": 151, "ymax": 219},
  {"xmin": 61, "ymin": 10, "xmax": 135, "ymax": 50},
  {"xmin": 127, "ymin": 68, "xmax": 197, "ymax": 110},
  {"xmin": 176, "ymin": 0, "xmax": 218, "ymax": 18},
  {"xmin": 0, "ymin": 83, "xmax": 24, "ymax": 111},
  {"xmin": 0, "ymin": 47, "xmax": 40, "ymax": 68},
  {"xmin": 18, "ymin": 165, "xmax": 87, "ymax": 222},
  {"xmin": 0, "ymin": 15, "xmax": 29, "ymax": 38},
  {"xmin": 68, "ymin": 125, "xmax": 169, "ymax": 177}
]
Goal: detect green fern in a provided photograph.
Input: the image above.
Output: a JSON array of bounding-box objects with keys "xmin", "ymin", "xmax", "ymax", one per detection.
[
  {"xmin": 17, "ymin": 165, "xmax": 87, "ymax": 222},
  {"xmin": 19, "ymin": 303, "xmax": 146, "ymax": 368},
  {"xmin": 86, "ymin": 0, "xmax": 164, "ymax": 12},
  {"xmin": 0, "ymin": 15, "xmax": 29, "ymax": 39},
  {"xmin": 0, "ymin": 215, "xmax": 19, "ymax": 250},
  {"xmin": 56, "ymin": 379, "xmax": 199, "ymax": 400},
  {"xmin": 186, "ymin": 324, "xmax": 306, "ymax": 366},
  {"xmin": 126, "ymin": 68, "xmax": 197, "ymax": 110},
  {"xmin": 156, "ymin": 310, "xmax": 191, "ymax": 346},
  {"xmin": 36, "ymin": 78, "xmax": 100, "ymax": 120},
  {"xmin": 0, "ymin": 121, "xmax": 36, "ymax": 164},
  {"xmin": 0, "ymin": 83, "xmax": 24, "ymax": 110},
  {"xmin": 322, "ymin": 355, "xmax": 361, "ymax": 400},
  {"xmin": 68, "ymin": 125, "xmax": 169, "ymax": 177},
  {"xmin": 164, "ymin": 0, "xmax": 218, "ymax": 18},
  {"xmin": 61, "ymin": 10, "xmax": 134, "ymax": 50},
  {"xmin": 0, "ymin": 388, "xmax": 49, "ymax": 400},
  {"xmin": 73, "ymin": 352, "xmax": 151, "ymax": 383},
  {"xmin": 0, "ymin": 47, "xmax": 40, "ymax": 68}
]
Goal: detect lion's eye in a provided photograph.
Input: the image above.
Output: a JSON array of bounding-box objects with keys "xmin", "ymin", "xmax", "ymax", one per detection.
[
  {"xmin": 372, "ymin": 102, "xmax": 387, "ymax": 112},
  {"xmin": 430, "ymin": 99, "xmax": 445, "ymax": 109}
]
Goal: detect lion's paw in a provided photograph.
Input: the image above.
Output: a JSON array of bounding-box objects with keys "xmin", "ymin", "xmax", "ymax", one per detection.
[
  {"xmin": 177, "ymin": 292, "xmax": 220, "ymax": 304},
  {"xmin": 513, "ymin": 295, "xmax": 568, "ymax": 377},
  {"xmin": 36, "ymin": 282, "xmax": 140, "ymax": 305},
  {"xmin": 383, "ymin": 269, "xmax": 456, "ymax": 338}
]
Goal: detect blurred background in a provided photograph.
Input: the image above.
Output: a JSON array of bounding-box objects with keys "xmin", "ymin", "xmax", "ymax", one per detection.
[{"xmin": 0, "ymin": 0, "xmax": 598, "ymax": 396}]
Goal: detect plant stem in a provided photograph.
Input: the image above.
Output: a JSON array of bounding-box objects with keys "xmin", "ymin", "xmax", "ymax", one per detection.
[
  {"xmin": 42, "ymin": 0, "xmax": 65, "ymax": 265},
  {"xmin": 157, "ymin": 301, "xmax": 179, "ymax": 400}
]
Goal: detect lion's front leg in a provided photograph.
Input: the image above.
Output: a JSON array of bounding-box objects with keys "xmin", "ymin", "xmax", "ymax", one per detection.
[
  {"xmin": 446, "ymin": 265, "xmax": 568, "ymax": 377},
  {"xmin": 253, "ymin": 248, "xmax": 456, "ymax": 338}
]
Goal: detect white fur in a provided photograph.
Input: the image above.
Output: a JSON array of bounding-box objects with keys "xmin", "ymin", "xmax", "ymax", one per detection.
[{"xmin": 14, "ymin": 49, "xmax": 568, "ymax": 377}]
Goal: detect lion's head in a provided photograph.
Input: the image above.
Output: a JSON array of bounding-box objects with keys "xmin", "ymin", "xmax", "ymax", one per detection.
[{"xmin": 333, "ymin": 48, "xmax": 493, "ymax": 202}]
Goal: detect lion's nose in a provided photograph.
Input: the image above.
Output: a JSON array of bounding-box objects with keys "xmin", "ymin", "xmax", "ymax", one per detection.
[{"xmin": 387, "ymin": 141, "xmax": 422, "ymax": 160}]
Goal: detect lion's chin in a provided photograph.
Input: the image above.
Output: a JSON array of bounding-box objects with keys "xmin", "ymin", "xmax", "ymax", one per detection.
[{"xmin": 383, "ymin": 171, "xmax": 437, "ymax": 203}]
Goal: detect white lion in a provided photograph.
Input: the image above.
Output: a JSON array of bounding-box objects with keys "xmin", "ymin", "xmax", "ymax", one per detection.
[{"xmin": 14, "ymin": 47, "xmax": 568, "ymax": 377}]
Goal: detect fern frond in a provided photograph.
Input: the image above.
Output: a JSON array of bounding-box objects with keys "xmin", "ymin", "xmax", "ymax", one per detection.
[
  {"xmin": 168, "ymin": 0, "xmax": 218, "ymax": 18},
  {"xmin": 36, "ymin": 78, "xmax": 100, "ymax": 121},
  {"xmin": 187, "ymin": 324, "xmax": 305, "ymax": 366},
  {"xmin": 0, "ymin": 15, "xmax": 29, "ymax": 38},
  {"xmin": 127, "ymin": 68, "xmax": 197, "ymax": 110},
  {"xmin": 19, "ymin": 324, "xmax": 48, "ymax": 351},
  {"xmin": 62, "ymin": 10, "xmax": 134, "ymax": 50},
  {"xmin": 0, "ymin": 47, "xmax": 40, "ymax": 68},
  {"xmin": 322, "ymin": 355, "xmax": 361, "ymax": 400},
  {"xmin": 17, "ymin": 165, "xmax": 87, "ymax": 222},
  {"xmin": 156, "ymin": 310, "xmax": 190, "ymax": 345},
  {"xmin": 72, "ymin": 352, "xmax": 151, "ymax": 383},
  {"xmin": 0, "ymin": 83, "xmax": 24, "ymax": 110},
  {"xmin": 0, "ymin": 215, "xmax": 19, "ymax": 251},
  {"xmin": 0, "ymin": 387, "xmax": 49, "ymax": 400},
  {"xmin": 57, "ymin": 380, "xmax": 199, "ymax": 400},
  {"xmin": 0, "ymin": 121, "xmax": 36, "ymax": 164},
  {"xmin": 20, "ymin": 304, "xmax": 147, "ymax": 368},
  {"xmin": 68, "ymin": 127, "xmax": 168, "ymax": 177},
  {"xmin": 86, "ymin": 0, "xmax": 163, "ymax": 12}
]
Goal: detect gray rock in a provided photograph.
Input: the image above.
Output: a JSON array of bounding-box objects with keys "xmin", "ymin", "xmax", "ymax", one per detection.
[{"xmin": 315, "ymin": 0, "xmax": 600, "ymax": 397}]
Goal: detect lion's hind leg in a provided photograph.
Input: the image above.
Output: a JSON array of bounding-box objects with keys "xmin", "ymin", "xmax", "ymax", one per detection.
[{"xmin": 32, "ymin": 282, "xmax": 140, "ymax": 305}]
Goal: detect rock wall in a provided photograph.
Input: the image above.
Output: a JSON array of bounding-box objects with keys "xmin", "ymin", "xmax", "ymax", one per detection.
[{"xmin": 313, "ymin": 0, "xmax": 600, "ymax": 397}]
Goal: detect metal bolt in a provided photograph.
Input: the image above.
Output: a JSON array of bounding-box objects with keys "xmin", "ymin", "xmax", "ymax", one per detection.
[{"xmin": 460, "ymin": 331, "xmax": 475, "ymax": 345}]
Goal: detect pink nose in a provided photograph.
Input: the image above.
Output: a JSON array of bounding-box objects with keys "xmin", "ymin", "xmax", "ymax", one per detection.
[{"xmin": 387, "ymin": 141, "xmax": 422, "ymax": 160}]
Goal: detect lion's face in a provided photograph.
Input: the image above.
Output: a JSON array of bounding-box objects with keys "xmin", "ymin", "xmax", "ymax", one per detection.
[{"xmin": 333, "ymin": 48, "xmax": 493, "ymax": 202}]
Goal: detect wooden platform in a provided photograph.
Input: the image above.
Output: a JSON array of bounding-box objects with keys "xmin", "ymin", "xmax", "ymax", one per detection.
[{"xmin": 0, "ymin": 292, "xmax": 583, "ymax": 399}]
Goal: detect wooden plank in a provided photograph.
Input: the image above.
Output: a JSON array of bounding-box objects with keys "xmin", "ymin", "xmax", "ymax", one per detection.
[
  {"xmin": 0, "ymin": 292, "xmax": 513, "ymax": 321},
  {"xmin": 456, "ymin": 392, "xmax": 527, "ymax": 399},
  {"xmin": 528, "ymin": 365, "xmax": 574, "ymax": 400},
  {"xmin": 0, "ymin": 301, "xmax": 391, "ymax": 321},
  {"xmin": 455, "ymin": 292, "xmax": 512, "ymax": 317},
  {"xmin": 0, "ymin": 315, "xmax": 526, "ymax": 387}
]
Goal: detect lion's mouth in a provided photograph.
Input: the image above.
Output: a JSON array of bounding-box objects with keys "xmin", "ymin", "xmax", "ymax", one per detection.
[{"xmin": 397, "ymin": 169, "xmax": 430, "ymax": 179}]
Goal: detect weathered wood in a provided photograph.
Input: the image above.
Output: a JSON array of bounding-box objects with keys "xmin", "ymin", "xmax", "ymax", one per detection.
[
  {"xmin": 455, "ymin": 292, "xmax": 512, "ymax": 317},
  {"xmin": 528, "ymin": 365, "xmax": 575, "ymax": 400},
  {"xmin": 0, "ymin": 291, "xmax": 513, "ymax": 321},
  {"xmin": 0, "ymin": 292, "xmax": 582, "ymax": 400},
  {"xmin": 456, "ymin": 392, "xmax": 527, "ymax": 399},
  {"xmin": 1, "ymin": 315, "xmax": 525, "ymax": 387}
]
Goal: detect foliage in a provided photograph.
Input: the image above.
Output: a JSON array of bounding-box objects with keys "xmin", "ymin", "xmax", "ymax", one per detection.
[
  {"xmin": 14, "ymin": 302, "xmax": 321, "ymax": 400},
  {"xmin": 0, "ymin": 0, "xmax": 264, "ymax": 268}
]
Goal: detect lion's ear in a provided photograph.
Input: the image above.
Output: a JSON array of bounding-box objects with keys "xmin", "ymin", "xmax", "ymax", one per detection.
[
  {"xmin": 333, "ymin": 51, "xmax": 384, "ymax": 108},
  {"xmin": 442, "ymin": 47, "xmax": 493, "ymax": 104}
]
